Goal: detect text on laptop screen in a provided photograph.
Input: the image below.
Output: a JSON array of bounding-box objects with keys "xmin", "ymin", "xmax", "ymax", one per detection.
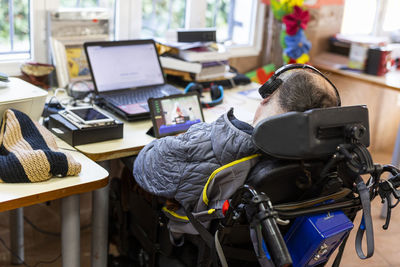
[
  {"xmin": 86, "ymin": 43, "xmax": 164, "ymax": 92},
  {"xmin": 150, "ymin": 94, "xmax": 204, "ymax": 137}
]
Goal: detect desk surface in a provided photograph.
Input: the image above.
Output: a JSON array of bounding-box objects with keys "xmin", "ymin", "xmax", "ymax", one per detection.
[
  {"xmin": 74, "ymin": 84, "xmax": 261, "ymax": 161},
  {"xmin": 312, "ymin": 52, "xmax": 400, "ymax": 91},
  {"xmin": 0, "ymin": 139, "xmax": 109, "ymax": 212}
]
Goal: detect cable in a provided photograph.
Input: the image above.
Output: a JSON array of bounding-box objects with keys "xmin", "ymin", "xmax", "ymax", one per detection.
[
  {"xmin": 23, "ymin": 216, "xmax": 60, "ymax": 237},
  {"xmin": 24, "ymin": 216, "xmax": 92, "ymax": 237},
  {"xmin": 32, "ymin": 253, "xmax": 61, "ymax": 267},
  {"xmin": 0, "ymin": 235, "xmax": 30, "ymax": 267},
  {"xmin": 0, "ymin": 214, "xmax": 90, "ymax": 266}
]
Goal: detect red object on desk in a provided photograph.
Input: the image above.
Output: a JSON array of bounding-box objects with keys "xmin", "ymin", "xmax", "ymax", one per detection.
[{"xmin": 365, "ymin": 47, "xmax": 392, "ymax": 76}]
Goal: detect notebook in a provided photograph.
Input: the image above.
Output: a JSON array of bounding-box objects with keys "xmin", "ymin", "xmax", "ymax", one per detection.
[{"xmin": 84, "ymin": 39, "xmax": 182, "ymax": 121}]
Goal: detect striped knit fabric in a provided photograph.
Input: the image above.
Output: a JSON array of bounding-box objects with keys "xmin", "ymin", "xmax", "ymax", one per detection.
[{"xmin": 0, "ymin": 109, "xmax": 81, "ymax": 183}]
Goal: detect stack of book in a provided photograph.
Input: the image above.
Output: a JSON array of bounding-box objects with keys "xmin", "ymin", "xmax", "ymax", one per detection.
[{"xmin": 157, "ymin": 41, "xmax": 232, "ymax": 82}]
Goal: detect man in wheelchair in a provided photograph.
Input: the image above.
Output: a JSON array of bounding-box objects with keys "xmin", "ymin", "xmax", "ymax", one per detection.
[{"xmin": 128, "ymin": 64, "xmax": 400, "ymax": 267}]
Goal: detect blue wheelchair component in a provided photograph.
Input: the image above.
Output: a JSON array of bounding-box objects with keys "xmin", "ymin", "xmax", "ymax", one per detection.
[{"xmin": 284, "ymin": 211, "xmax": 353, "ymax": 267}]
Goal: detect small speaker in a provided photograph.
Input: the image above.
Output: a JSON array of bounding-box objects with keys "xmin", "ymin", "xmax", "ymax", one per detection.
[{"xmin": 177, "ymin": 28, "xmax": 216, "ymax": 43}]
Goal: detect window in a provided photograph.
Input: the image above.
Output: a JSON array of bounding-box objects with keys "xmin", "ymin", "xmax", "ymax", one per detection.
[
  {"xmin": 341, "ymin": 0, "xmax": 400, "ymax": 36},
  {"xmin": 134, "ymin": 0, "xmax": 264, "ymax": 56},
  {"xmin": 383, "ymin": 0, "xmax": 400, "ymax": 32},
  {"xmin": 0, "ymin": 0, "xmax": 31, "ymax": 61},
  {"xmin": 205, "ymin": 0, "xmax": 257, "ymax": 46},
  {"xmin": 141, "ymin": 0, "xmax": 186, "ymax": 38},
  {"xmin": 60, "ymin": 0, "xmax": 105, "ymax": 8}
]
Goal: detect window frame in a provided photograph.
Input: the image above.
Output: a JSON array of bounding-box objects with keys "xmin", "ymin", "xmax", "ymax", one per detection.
[{"xmin": 0, "ymin": 0, "xmax": 59, "ymax": 76}]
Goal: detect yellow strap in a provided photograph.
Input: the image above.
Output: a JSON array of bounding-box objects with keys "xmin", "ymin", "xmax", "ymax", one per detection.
[
  {"xmin": 202, "ymin": 154, "xmax": 261, "ymax": 206},
  {"xmin": 162, "ymin": 207, "xmax": 189, "ymax": 221},
  {"xmin": 208, "ymin": 209, "xmax": 216, "ymax": 214}
]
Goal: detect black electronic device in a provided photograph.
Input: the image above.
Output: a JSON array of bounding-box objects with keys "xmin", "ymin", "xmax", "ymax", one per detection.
[
  {"xmin": 177, "ymin": 28, "xmax": 217, "ymax": 43},
  {"xmin": 258, "ymin": 64, "xmax": 341, "ymax": 106},
  {"xmin": 148, "ymin": 92, "xmax": 204, "ymax": 138},
  {"xmin": 184, "ymin": 82, "xmax": 223, "ymax": 108},
  {"xmin": 48, "ymin": 113, "xmax": 123, "ymax": 146}
]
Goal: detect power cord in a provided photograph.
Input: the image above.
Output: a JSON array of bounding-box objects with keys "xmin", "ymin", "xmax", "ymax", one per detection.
[
  {"xmin": 23, "ymin": 216, "xmax": 60, "ymax": 237},
  {"xmin": 0, "ymin": 214, "xmax": 91, "ymax": 266},
  {"xmin": 31, "ymin": 254, "xmax": 61, "ymax": 267},
  {"xmin": 0, "ymin": 235, "xmax": 61, "ymax": 267},
  {"xmin": 24, "ymin": 216, "xmax": 92, "ymax": 236},
  {"xmin": 0, "ymin": 236, "xmax": 30, "ymax": 267}
]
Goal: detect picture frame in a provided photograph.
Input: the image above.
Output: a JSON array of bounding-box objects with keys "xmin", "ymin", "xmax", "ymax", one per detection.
[{"xmin": 50, "ymin": 35, "xmax": 108, "ymax": 88}]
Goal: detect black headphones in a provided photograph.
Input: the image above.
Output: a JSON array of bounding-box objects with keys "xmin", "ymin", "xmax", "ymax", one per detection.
[
  {"xmin": 184, "ymin": 83, "xmax": 224, "ymax": 108},
  {"xmin": 258, "ymin": 64, "xmax": 341, "ymax": 106}
]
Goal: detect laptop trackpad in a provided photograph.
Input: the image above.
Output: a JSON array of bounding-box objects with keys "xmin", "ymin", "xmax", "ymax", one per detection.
[{"xmin": 118, "ymin": 102, "xmax": 148, "ymax": 115}]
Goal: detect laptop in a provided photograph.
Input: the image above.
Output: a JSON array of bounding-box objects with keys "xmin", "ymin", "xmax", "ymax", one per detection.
[{"xmin": 84, "ymin": 39, "xmax": 182, "ymax": 121}]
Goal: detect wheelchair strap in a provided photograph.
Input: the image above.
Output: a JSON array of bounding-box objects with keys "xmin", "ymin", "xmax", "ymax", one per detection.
[
  {"xmin": 183, "ymin": 207, "xmax": 219, "ymax": 266},
  {"xmin": 355, "ymin": 176, "xmax": 374, "ymax": 259},
  {"xmin": 332, "ymin": 233, "xmax": 350, "ymax": 267}
]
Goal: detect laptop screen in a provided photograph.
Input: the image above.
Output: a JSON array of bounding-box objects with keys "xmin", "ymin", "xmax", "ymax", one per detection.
[{"xmin": 85, "ymin": 42, "xmax": 165, "ymax": 93}]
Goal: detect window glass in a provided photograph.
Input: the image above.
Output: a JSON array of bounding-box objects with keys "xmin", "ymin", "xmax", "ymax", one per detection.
[
  {"xmin": 383, "ymin": 0, "xmax": 400, "ymax": 32},
  {"xmin": 0, "ymin": 0, "xmax": 30, "ymax": 61},
  {"xmin": 141, "ymin": 0, "xmax": 186, "ymax": 38},
  {"xmin": 341, "ymin": 0, "xmax": 377, "ymax": 35},
  {"xmin": 206, "ymin": 0, "xmax": 255, "ymax": 45},
  {"xmin": 60, "ymin": 0, "xmax": 110, "ymax": 8},
  {"xmin": 59, "ymin": 0, "xmax": 116, "ymax": 39},
  {"xmin": 206, "ymin": 0, "xmax": 229, "ymax": 41}
]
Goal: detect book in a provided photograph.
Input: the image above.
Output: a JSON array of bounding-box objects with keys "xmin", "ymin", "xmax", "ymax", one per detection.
[
  {"xmin": 201, "ymin": 60, "xmax": 228, "ymax": 68},
  {"xmin": 196, "ymin": 71, "xmax": 236, "ymax": 82},
  {"xmin": 178, "ymin": 45, "xmax": 230, "ymax": 62},
  {"xmin": 159, "ymin": 56, "xmax": 202, "ymax": 73},
  {"xmin": 195, "ymin": 64, "xmax": 228, "ymax": 80},
  {"xmin": 163, "ymin": 68, "xmax": 194, "ymax": 81}
]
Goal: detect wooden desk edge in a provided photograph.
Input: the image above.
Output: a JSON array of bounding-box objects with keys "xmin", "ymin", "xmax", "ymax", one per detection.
[
  {"xmin": 75, "ymin": 146, "xmax": 144, "ymax": 161},
  {"xmin": 0, "ymin": 176, "xmax": 109, "ymax": 212}
]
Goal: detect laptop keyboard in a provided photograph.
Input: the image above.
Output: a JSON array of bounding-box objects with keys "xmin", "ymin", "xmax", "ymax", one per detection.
[{"xmin": 104, "ymin": 84, "xmax": 181, "ymax": 106}]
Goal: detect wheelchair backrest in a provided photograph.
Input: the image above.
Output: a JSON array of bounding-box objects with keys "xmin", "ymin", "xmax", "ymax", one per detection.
[{"xmin": 252, "ymin": 105, "xmax": 370, "ymax": 160}]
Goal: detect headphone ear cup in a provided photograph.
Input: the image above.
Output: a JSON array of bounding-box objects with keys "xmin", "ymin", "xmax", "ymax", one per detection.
[
  {"xmin": 210, "ymin": 85, "xmax": 222, "ymax": 100},
  {"xmin": 185, "ymin": 83, "xmax": 203, "ymax": 95},
  {"xmin": 258, "ymin": 77, "xmax": 283, "ymax": 98}
]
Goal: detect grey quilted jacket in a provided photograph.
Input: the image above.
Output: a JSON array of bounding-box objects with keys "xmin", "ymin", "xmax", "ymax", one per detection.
[{"xmin": 133, "ymin": 108, "xmax": 260, "ymax": 209}]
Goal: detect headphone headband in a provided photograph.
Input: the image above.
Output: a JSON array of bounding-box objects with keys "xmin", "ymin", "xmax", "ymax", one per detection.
[{"xmin": 258, "ymin": 64, "xmax": 341, "ymax": 106}]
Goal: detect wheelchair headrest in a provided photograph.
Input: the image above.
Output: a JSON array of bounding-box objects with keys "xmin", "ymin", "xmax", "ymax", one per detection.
[{"xmin": 252, "ymin": 105, "xmax": 369, "ymax": 160}]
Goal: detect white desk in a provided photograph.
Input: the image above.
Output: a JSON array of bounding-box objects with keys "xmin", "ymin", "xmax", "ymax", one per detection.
[{"xmin": 2, "ymin": 139, "xmax": 109, "ymax": 267}]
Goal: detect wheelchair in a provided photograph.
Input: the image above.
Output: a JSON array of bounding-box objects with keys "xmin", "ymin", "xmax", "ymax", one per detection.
[{"xmin": 112, "ymin": 105, "xmax": 400, "ymax": 267}]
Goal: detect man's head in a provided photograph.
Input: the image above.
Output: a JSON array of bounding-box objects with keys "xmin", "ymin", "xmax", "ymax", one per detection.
[{"xmin": 252, "ymin": 65, "xmax": 340, "ymax": 126}]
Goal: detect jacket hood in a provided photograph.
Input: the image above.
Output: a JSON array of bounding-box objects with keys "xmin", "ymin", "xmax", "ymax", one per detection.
[{"xmin": 210, "ymin": 109, "xmax": 258, "ymax": 165}]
